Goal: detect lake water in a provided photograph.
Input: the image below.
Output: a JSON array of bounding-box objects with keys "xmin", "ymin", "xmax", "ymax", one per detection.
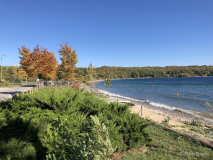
[{"xmin": 94, "ymin": 77, "xmax": 213, "ymax": 114}]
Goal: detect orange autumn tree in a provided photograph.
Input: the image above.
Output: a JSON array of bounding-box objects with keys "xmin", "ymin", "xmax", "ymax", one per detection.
[
  {"xmin": 58, "ymin": 43, "xmax": 78, "ymax": 85},
  {"xmin": 38, "ymin": 49, "xmax": 58, "ymax": 80},
  {"xmin": 19, "ymin": 45, "xmax": 58, "ymax": 82}
]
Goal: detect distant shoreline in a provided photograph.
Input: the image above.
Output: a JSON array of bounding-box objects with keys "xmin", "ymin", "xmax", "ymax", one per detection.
[{"xmin": 95, "ymin": 76, "xmax": 213, "ymax": 81}]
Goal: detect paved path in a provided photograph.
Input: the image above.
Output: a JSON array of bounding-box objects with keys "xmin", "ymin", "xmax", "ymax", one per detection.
[{"xmin": 0, "ymin": 85, "xmax": 36, "ymax": 101}]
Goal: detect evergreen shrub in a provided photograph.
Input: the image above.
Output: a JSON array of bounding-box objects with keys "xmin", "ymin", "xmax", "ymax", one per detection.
[
  {"xmin": 15, "ymin": 77, "xmax": 21, "ymax": 83},
  {"xmin": 0, "ymin": 88, "xmax": 152, "ymax": 160}
]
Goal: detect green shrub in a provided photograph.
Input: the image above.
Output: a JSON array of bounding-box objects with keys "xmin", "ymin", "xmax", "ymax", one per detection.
[
  {"xmin": 190, "ymin": 117, "xmax": 203, "ymax": 127},
  {"xmin": 4, "ymin": 81, "xmax": 9, "ymax": 86},
  {"xmin": 15, "ymin": 77, "xmax": 21, "ymax": 83},
  {"xmin": 0, "ymin": 88, "xmax": 152, "ymax": 159},
  {"xmin": 46, "ymin": 115, "xmax": 116, "ymax": 160}
]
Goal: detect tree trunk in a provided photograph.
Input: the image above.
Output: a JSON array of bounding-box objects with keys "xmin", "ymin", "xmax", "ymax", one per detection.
[{"xmin": 36, "ymin": 74, "xmax": 38, "ymax": 91}]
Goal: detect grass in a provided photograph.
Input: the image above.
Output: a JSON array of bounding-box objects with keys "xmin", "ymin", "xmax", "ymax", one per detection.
[
  {"xmin": 0, "ymin": 85, "xmax": 21, "ymax": 88},
  {"xmin": 0, "ymin": 81, "xmax": 36, "ymax": 88},
  {"xmin": 22, "ymin": 81, "xmax": 36, "ymax": 85},
  {"xmin": 190, "ymin": 127, "xmax": 205, "ymax": 135},
  {"xmin": 114, "ymin": 121, "xmax": 213, "ymax": 160},
  {"xmin": 92, "ymin": 91, "xmax": 213, "ymax": 159}
]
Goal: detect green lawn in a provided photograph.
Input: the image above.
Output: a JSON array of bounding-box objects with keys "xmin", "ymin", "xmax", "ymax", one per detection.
[
  {"xmin": 0, "ymin": 81, "xmax": 36, "ymax": 88},
  {"xmin": 21, "ymin": 81, "xmax": 36, "ymax": 85},
  {"xmin": 114, "ymin": 121, "xmax": 213, "ymax": 160},
  {"xmin": 0, "ymin": 85, "xmax": 21, "ymax": 88}
]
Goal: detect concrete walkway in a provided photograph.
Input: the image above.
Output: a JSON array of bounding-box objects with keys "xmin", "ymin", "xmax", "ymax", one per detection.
[{"xmin": 0, "ymin": 85, "xmax": 36, "ymax": 101}]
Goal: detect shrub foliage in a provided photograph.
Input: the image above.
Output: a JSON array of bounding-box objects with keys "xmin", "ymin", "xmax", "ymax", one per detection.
[{"xmin": 0, "ymin": 88, "xmax": 151, "ymax": 160}]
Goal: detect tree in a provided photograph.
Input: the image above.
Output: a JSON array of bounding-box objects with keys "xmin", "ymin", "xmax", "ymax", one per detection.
[
  {"xmin": 15, "ymin": 77, "xmax": 21, "ymax": 83},
  {"xmin": 9, "ymin": 75, "xmax": 15, "ymax": 84},
  {"xmin": 74, "ymin": 68, "xmax": 85, "ymax": 84},
  {"xmin": 1, "ymin": 66, "xmax": 9, "ymax": 80},
  {"xmin": 17, "ymin": 67, "xmax": 28, "ymax": 81},
  {"xmin": 87, "ymin": 63, "xmax": 96, "ymax": 87},
  {"xmin": 19, "ymin": 45, "xmax": 58, "ymax": 88},
  {"xmin": 58, "ymin": 43, "xmax": 78, "ymax": 85},
  {"xmin": 104, "ymin": 71, "xmax": 112, "ymax": 96},
  {"xmin": 10, "ymin": 66, "xmax": 19, "ymax": 77},
  {"xmin": 8, "ymin": 67, "xmax": 14, "ymax": 75},
  {"xmin": 37, "ymin": 49, "xmax": 58, "ymax": 80},
  {"xmin": 56, "ymin": 65, "xmax": 64, "ymax": 80}
]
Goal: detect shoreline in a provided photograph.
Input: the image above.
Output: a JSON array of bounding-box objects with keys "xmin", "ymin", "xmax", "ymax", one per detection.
[
  {"xmin": 84, "ymin": 85, "xmax": 213, "ymax": 128},
  {"xmin": 84, "ymin": 85, "xmax": 213, "ymax": 145}
]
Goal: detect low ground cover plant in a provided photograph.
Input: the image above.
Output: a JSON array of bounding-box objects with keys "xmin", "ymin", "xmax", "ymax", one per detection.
[{"xmin": 0, "ymin": 88, "xmax": 151, "ymax": 160}]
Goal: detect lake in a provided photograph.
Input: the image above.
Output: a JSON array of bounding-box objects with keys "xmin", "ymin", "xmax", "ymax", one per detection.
[{"xmin": 95, "ymin": 77, "xmax": 213, "ymax": 114}]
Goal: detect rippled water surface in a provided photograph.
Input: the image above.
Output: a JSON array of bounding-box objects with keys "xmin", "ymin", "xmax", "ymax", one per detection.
[{"xmin": 95, "ymin": 77, "xmax": 213, "ymax": 113}]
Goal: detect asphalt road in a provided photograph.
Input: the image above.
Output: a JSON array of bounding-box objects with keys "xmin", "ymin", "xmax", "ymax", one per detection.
[{"xmin": 0, "ymin": 85, "xmax": 36, "ymax": 101}]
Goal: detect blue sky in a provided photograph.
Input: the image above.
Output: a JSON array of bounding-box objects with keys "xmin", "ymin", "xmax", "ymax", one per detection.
[{"xmin": 0, "ymin": 0, "xmax": 212, "ymax": 68}]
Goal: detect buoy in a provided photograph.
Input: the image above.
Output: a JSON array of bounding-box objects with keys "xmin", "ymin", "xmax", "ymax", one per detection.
[
  {"xmin": 185, "ymin": 84, "xmax": 187, "ymax": 86},
  {"xmin": 120, "ymin": 86, "xmax": 121, "ymax": 87},
  {"xmin": 152, "ymin": 85, "xmax": 154, "ymax": 86},
  {"xmin": 176, "ymin": 93, "xmax": 179, "ymax": 96}
]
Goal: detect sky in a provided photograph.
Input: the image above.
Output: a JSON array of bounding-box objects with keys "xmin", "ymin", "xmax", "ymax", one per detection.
[{"xmin": 0, "ymin": 0, "xmax": 213, "ymax": 68}]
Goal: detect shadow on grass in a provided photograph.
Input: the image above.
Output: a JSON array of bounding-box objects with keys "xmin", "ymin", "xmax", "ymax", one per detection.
[
  {"xmin": 0, "ymin": 117, "xmax": 47, "ymax": 160},
  {"xmin": 0, "ymin": 91, "xmax": 23, "ymax": 95}
]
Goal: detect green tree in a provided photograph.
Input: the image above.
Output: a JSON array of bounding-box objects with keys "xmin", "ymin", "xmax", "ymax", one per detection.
[
  {"xmin": 14, "ymin": 77, "xmax": 21, "ymax": 83},
  {"xmin": 1, "ymin": 66, "xmax": 9, "ymax": 80},
  {"xmin": 87, "ymin": 63, "xmax": 97, "ymax": 88},
  {"xmin": 9, "ymin": 75, "xmax": 15, "ymax": 84},
  {"xmin": 8, "ymin": 67, "xmax": 14, "ymax": 75},
  {"xmin": 104, "ymin": 72, "xmax": 112, "ymax": 96},
  {"xmin": 56, "ymin": 65, "xmax": 63, "ymax": 80}
]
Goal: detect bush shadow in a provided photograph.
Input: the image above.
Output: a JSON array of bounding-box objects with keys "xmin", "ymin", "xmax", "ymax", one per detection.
[{"xmin": 0, "ymin": 117, "xmax": 47, "ymax": 160}]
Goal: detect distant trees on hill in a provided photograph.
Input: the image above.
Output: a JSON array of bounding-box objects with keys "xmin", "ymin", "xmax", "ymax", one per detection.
[
  {"xmin": 0, "ymin": 66, "xmax": 26, "ymax": 82},
  {"xmin": 2, "ymin": 65, "xmax": 213, "ymax": 85},
  {"xmin": 77, "ymin": 65, "xmax": 213, "ymax": 79}
]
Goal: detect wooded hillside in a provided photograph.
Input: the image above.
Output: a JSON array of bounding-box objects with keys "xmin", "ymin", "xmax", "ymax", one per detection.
[{"xmin": 77, "ymin": 65, "xmax": 213, "ymax": 79}]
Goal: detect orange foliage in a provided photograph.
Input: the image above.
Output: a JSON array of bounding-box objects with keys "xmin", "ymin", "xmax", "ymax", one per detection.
[
  {"xmin": 59, "ymin": 43, "xmax": 78, "ymax": 81},
  {"xmin": 17, "ymin": 67, "xmax": 28, "ymax": 79},
  {"xmin": 19, "ymin": 45, "xmax": 58, "ymax": 80}
]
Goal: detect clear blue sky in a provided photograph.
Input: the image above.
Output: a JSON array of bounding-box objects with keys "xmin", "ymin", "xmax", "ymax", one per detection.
[{"xmin": 0, "ymin": 0, "xmax": 212, "ymax": 68}]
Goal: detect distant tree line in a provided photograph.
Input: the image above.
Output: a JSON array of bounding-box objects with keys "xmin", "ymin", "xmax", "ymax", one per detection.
[
  {"xmin": 0, "ymin": 66, "xmax": 28, "ymax": 83},
  {"xmin": 77, "ymin": 65, "xmax": 213, "ymax": 79}
]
